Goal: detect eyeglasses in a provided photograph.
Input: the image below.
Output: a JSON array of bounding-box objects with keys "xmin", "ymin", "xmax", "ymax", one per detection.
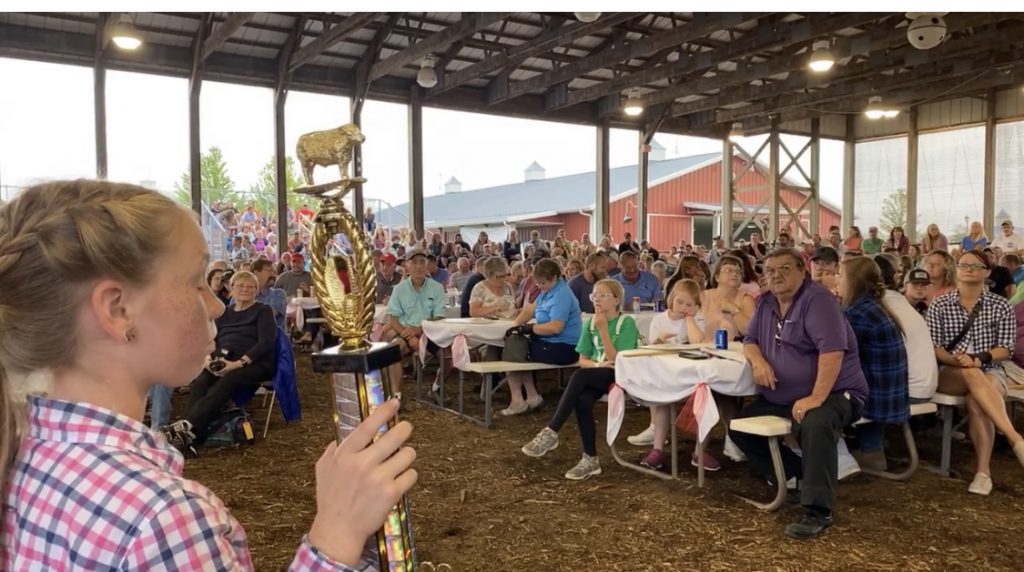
[
  {"xmin": 957, "ymin": 263, "xmax": 987, "ymax": 271},
  {"xmin": 589, "ymin": 292, "xmax": 616, "ymax": 301},
  {"xmin": 763, "ymin": 264, "xmax": 794, "ymax": 277},
  {"xmin": 774, "ymin": 318, "xmax": 785, "ymax": 346},
  {"xmin": 718, "ymin": 267, "xmax": 742, "ymax": 276}
]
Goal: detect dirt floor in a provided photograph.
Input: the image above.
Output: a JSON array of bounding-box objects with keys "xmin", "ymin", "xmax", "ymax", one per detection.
[{"xmin": 183, "ymin": 355, "xmax": 1024, "ymax": 572}]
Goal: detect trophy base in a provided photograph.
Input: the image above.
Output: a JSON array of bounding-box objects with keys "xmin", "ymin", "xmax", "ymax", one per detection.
[{"xmin": 312, "ymin": 341, "xmax": 402, "ymax": 374}]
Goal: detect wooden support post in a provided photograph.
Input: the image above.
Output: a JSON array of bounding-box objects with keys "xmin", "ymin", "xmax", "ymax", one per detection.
[
  {"xmin": 595, "ymin": 120, "xmax": 611, "ymax": 239},
  {"xmin": 983, "ymin": 89, "xmax": 996, "ymax": 235},
  {"xmin": 274, "ymin": 89, "xmax": 288, "ymax": 233},
  {"xmin": 721, "ymin": 138, "xmax": 734, "ymax": 246},
  {"xmin": 768, "ymin": 120, "xmax": 780, "ymax": 241},
  {"xmin": 637, "ymin": 130, "xmax": 649, "ymax": 241},
  {"xmin": 842, "ymin": 115, "xmax": 856, "ymax": 232},
  {"xmin": 906, "ymin": 107, "xmax": 919, "ymax": 242},
  {"xmin": 408, "ymin": 88, "xmax": 425, "ymax": 237},
  {"xmin": 809, "ymin": 118, "xmax": 821, "ymax": 238}
]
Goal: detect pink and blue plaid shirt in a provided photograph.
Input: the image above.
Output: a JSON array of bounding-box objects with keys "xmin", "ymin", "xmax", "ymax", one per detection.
[{"xmin": 3, "ymin": 395, "xmax": 371, "ymax": 571}]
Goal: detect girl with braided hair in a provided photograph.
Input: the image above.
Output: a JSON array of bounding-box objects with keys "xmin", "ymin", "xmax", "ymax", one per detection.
[
  {"xmin": 0, "ymin": 180, "xmax": 416, "ymax": 570},
  {"xmin": 836, "ymin": 256, "xmax": 910, "ymax": 472}
]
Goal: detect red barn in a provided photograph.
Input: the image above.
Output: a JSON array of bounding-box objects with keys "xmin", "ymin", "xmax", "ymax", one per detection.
[{"xmin": 379, "ymin": 148, "xmax": 840, "ymax": 250}]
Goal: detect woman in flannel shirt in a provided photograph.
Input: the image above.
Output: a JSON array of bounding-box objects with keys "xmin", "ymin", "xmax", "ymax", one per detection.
[
  {"xmin": 0, "ymin": 180, "xmax": 416, "ymax": 570},
  {"xmin": 836, "ymin": 257, "xmax": 910, "ymax": 472},
  {"xmin": 926, "ymin": 249, "xmax": 1024, "ymax": 496}
]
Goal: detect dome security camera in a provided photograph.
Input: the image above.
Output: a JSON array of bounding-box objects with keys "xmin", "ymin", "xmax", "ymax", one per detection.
[{"xmin": 907, "ymin": 14, "xmax": 947, "ymax": 50}]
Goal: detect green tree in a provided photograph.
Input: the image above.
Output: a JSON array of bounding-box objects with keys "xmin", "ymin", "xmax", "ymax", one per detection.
[
  {"xmin": 879, "ymin": 188, "xmax": 908, "ymax": 235},
  {"xmin": 173, "ymin": 147, "xmax": 239, "ymax": 207},
  {"xmin": 246, "ymin": 155, "xmax": 306, "ymax": 217}
]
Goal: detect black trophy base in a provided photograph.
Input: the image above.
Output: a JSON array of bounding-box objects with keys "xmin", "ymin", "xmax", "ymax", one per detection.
[{"xmin": 311, "ymin": 341, "xmax": 402, "ymax": 374}]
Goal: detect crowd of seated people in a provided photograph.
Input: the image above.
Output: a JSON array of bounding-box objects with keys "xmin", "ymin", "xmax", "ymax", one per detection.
[{"xmin": 190, "ymin": 204, "xmax": 1024, "ymax": 541}]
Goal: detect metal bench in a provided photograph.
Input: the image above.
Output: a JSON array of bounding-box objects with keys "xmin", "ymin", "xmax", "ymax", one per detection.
[
  {"xmin": 426, "ymin": 360, "xmax": 579, "ymax": 428},
  {"xmin": 930, "ymin": 392, "xmax": 967, "ymax": 477},
  {"xmin": 854, "ymin": 401, "xmax": 938, "ymax": 481},
  {"xmin": 729, "ymin": 415, "xmax": 792, "ymax": 511}
]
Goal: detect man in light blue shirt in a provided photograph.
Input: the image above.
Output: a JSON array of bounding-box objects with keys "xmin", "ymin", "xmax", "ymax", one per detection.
[
  {"xmin": 387, "ymin": 249, "xmax": 446, "ymax": 394},
  {"xmin": 613, "ymin": 251, "xmax": 662, "ymax": 307}
]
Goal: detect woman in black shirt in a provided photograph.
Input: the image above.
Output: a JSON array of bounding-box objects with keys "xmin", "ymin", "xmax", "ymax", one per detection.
[{"xmin": 169, "ymin": 271, "xmax": 277, "ymax": 452}]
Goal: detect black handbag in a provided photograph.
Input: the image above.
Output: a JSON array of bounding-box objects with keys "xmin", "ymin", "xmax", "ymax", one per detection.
[{"xmin": 502, "ymin": 331, "xmax": 530, "ymax": 362}]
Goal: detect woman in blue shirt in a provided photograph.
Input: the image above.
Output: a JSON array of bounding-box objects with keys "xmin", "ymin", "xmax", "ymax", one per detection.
[
  {"xmin": 960, "ymin": 220, "xmax": 989, "ymax": 252},
  {"xmin": 501, "ymin": 259, "xmax": 582, "ymax": 416},
  {"xmin": 837, "ymin": 257, "xmax": 909, "ymax": 471}
]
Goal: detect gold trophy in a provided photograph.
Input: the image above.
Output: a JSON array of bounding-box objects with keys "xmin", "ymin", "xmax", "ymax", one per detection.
[{"xmin": 296, "ymin": 123, "xmax": 417, "ymax": 571}]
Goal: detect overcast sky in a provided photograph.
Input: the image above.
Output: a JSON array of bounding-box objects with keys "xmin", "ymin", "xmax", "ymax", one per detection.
[{"xmin": 0, "ymin": 56, "xmax": 844, "ymax": 211}]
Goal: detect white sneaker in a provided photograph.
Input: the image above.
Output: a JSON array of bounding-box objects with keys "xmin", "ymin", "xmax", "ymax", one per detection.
[
  {"xmin": 723, "ymin": 435, "xmax": 747, "ymax": 462},
  {"xmin": 565, "ymin": 455, "xmax": 602, "ymax": 480},
  {"xmin": 968, "ymin": 472, "xmax": 993, "ymax": 496},
  {"xmin": 627, "ymin": 425, "xmax": 655, "ymax": 446},
  {"xmin": 837, "ymin": 439, "xmax": 861, "ymax": 481}
]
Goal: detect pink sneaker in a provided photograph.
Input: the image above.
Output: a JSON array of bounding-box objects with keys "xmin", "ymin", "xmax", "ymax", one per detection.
[
  {"xmin": 640, "ymin": 448, "xmax": 669, "ymax": 470},
  {"xmin": 691, "ymin": 450, "xmax": 721, "ymax": 471}
]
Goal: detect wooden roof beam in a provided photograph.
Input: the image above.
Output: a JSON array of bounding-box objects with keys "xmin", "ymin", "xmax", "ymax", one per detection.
[
  {"xmin": 490, "ymin": 12, "xmax": 769, "ymax": 105},
  {"xmin": 668, "ymin": 15, "xmax": 1004, "ymax": 119},
  {"xmin": 201, "ymin": 12, "xmax": 255, "ymax": 62},
  {"xmin": 289, "ymin": 12, "xmax": 379, "ymax": 73},
  {"xmin": 368, "ymin": 12, "xmax": 512, "ymax": 83},
  {"xmin": 717, "ymin": 45, "xmax": 1024, "ymax": 125},
  {"xmin": 554, "ymin": 12, "xmax": 890, "ymax": 111},
  {"xmin": 738, "ymin": 64, "xmax": 1024, "ymax": 133},
  {"xmin": 429, "ymin": 12, "xmax": 635, "ymax": 97}
]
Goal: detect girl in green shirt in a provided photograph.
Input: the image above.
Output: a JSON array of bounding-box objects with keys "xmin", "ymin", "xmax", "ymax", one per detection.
[{"xmin": 520, "ymin": 279, "xmax": 639, "ymax": 480}]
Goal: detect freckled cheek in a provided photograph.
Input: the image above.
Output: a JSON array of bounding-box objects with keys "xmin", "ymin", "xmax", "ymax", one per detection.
[{"xmin": 163, "ymin": 289, "xmax": 215, "ymax": 348}]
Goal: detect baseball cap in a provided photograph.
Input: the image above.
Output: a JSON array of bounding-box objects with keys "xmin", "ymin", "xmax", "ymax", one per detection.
[
  {"xmin": 382, "ymin": 253, "xmax": 397, "ymax": 265},
  {"xmin": 1002, "ymin": 220, "xmax": 1014, "ymax": 227},
  {"xmin": 906, "ymin": 268, "xmax": 931, "ymax": 285},
  {"xmin": 810, "ymin": 246, "xmax": 840, "ymax": 265},
  {"xmin": 406, "ymin": 248, "xmax": 428, "ymax": 261}
]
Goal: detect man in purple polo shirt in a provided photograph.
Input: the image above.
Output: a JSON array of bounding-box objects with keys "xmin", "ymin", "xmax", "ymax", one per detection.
[{"xmin": 731, "ymin": 247, "xmax": 869, "ymax": 540}]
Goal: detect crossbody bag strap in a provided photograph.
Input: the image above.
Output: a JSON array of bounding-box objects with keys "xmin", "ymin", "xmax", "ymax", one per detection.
[{"xmin": 944, "ymin": 300, "xmax": 982, "ymax": 353}]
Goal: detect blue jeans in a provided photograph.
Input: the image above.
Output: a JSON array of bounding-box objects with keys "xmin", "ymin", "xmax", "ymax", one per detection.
[
  {"xmin": 856, "ymin": 423, "xmax": 885, "ymax": 453},
  {"xmin": 148, "ymin": 385, "xmax": 173, "ymax": 430}
]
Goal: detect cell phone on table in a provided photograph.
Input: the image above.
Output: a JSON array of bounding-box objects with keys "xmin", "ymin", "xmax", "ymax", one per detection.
[{"xmin": 678, "ymin": 350, "xmax": 709, "ymax": 360}]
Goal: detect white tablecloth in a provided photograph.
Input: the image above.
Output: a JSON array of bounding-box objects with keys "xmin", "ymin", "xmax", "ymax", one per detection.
[
  {"xmin": 421, "ymin": 318, "xmax": 516, "ymax": 348},
  {"xmin": 607, "ymin": 344, "xmax": 756, "ymax": 445}
]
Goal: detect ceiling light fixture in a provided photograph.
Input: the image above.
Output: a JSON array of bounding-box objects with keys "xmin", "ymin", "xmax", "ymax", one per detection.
[
  {"xmin": 864, "ymin": 96, "xmax": 900, "ymax": 120},
  {"xmin": 728, "ymin": 122, "xmax": 744, "ymax": 142},
  {"xmin": 574, "ymin": 12, "xmax": 602, "ymax": 23},
  {"xmin": 622, "ymin": 89, "xmax": 644, "ymax": 116},
  {"xmin": 111, "ymin": 13, "xmax": 143, "ymax": 50},
  {"xmin": 807, "ymin": 41, "xmax": 835, "ymax": 73},
  {"xmin": 417, "ymin": 55, "xmax": 438, "ymax": 89}
]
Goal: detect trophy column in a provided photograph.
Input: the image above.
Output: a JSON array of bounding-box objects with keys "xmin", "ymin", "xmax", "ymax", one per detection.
[{"xmin": 312, "ymin": 342, "xmax": 416, "ymax": 571}]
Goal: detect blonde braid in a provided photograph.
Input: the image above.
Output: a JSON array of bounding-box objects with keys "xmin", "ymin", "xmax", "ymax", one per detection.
[{"xmin": 0, "ymin": 180, "xmax": 188, "ymax": 529}]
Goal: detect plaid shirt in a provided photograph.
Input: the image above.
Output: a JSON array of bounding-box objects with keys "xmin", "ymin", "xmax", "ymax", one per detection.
[
  {"xmin": 844, "ymin": 297, "xmax": 909, "ymax": 423},
  {"xmin": 3, "ymin": 395, "xmax": 368, "ymax": 572},
  {"xmin": 927, "ymin": 289, "xmax": 1016, "ymax": 371}
]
